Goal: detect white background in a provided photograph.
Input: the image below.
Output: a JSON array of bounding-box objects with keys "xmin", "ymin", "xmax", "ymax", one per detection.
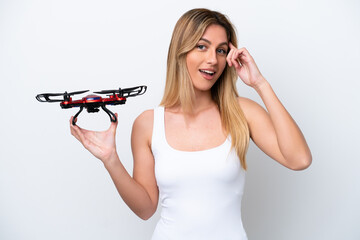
[{"xmin": 0, "ymin": 0, "xmax": 359, "ymax": 239}]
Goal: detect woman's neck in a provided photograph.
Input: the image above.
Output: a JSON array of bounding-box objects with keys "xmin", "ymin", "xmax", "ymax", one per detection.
[
  {"xmin": 191, "ymin": 89, "xmax": 216, "ymax": 114},
  {"xmin": 167, "ymin": 89, "xmax": 217, "ymax": 116}
]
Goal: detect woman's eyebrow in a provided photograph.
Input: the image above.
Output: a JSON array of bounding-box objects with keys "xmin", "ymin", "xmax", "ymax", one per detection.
[{"xmin": 199, "ymin": 38, "xmax": 228, "ymax": 47}]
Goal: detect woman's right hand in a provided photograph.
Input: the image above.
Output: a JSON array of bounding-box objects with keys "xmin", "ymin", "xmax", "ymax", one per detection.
[{"xmin": 69, "ymin": 114, "xmax": 118, "ymax": 165}]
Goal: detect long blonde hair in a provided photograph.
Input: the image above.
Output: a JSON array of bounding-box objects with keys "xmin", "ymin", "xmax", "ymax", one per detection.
[{"xmin": 160, "ymin": 8, "xmax": 250, "ymax": 169}]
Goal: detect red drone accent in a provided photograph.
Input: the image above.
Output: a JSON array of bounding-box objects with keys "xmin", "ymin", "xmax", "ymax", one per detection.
[{"xmin": 36, "ymin": 86, "xmax": 147, "ymax": 125}]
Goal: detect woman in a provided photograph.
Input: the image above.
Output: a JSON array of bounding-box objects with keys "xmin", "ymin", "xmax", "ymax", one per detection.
[{"xmin": 70, "ymin": 8, "xmax": 312, "ymax": 240}]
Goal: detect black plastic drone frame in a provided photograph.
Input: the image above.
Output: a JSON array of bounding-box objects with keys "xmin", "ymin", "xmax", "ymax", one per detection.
[{"xmin": 36, "ymin": 86, "xmax": 147, "ymax": 125}]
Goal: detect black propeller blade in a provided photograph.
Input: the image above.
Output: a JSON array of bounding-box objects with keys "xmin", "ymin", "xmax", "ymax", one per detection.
[
  {"xmin": 93, "ymin": 89, "xmax": 120, "ymax": 94},
  {"xmin": 67, "ymin": 90, "xmax": 90, "ymax": 95},
  {"xmin": 35, "ymin": 90, "xmax": 89, "ymax": 102},
  {"xmin": 94, "ymin": 85, "xmax": 147, "ymax": 97},
  {"xmin": 121, "ymin": 86, "xmax": 147, "ymax": 97}
]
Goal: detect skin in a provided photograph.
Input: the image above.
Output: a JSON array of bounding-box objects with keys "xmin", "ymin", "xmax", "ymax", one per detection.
[
  {"xmin": 70, "ymin": 24, "xmax": 312, "ymax": 220},
  {"xmin": 166, "ymin": 24, "xmax": 229, "ymax": 150}
]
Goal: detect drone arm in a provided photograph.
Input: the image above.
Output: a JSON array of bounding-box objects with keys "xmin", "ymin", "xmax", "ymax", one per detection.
[
  {"xmin": 72, "ymin": 106, "xmax": 84, "ymax": 125},
  {"xmin": 101, "ymin": 105, "xmax": 117, "ymax": 123}
]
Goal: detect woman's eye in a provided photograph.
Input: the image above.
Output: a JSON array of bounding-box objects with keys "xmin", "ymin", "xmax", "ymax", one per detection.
[
  {"xmin": 217, "ymin": 49, "xmax": 227, "ymax": 55},
  {"xmin": 197, "ymin": 45, "xmax": 206, "ymax": 50}
]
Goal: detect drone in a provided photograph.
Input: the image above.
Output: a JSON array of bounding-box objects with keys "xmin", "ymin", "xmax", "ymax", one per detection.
[{"xmin": 36, "ymin": 85, "xmax": 147, "ymax": 125}]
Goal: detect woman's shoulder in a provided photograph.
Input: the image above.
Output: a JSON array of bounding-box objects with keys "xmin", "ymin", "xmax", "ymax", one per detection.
[
  {"xmin": 132, "ymin": 109, "xmax": 154, "ymax": 145},
  {"xmin": 133, "ymin": 109, "xmax": 154, "ymax": 130},
  {"xmin": 237, "ymin": 96, "xmax": 261, "ymax": 110},
  {"xmin": 237, "ymin": 96, "xmax": 266, "ymax": 122}
]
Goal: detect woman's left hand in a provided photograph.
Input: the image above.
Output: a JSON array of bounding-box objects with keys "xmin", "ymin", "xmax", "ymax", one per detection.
[{"xmin": 227, "ymin": 43, "xmax": 266, "ymax": 89}]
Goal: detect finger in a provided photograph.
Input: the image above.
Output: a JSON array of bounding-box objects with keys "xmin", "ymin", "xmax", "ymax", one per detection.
[
  {"xmin": 70, "ymin": 117, "xmax": 77, "ymax": 137},
  {"xmin": 227, "ymin": 49, "xmax": 235, "ymax": 67},
  {"xmin": 239, "ymin": 47, "xmax": 249, "ymax": 55},
  {"xmin": 229, "ymin": 42, "xmax": 237, "ymax": 50},
  {"xmin": 70, "ymin": 116, "xmax": 91, "ymax": 137},
  {"xmin": 228, "ymin": 43, "xmax": 243, "ymax": 68},
  {"xmin": 231, "ymin": 50, "xmax": 241, "ymax": 68},
  {"xmin": 70, "ymin": 124, "xmax": 81, "ymax": 142},
  {"xmin": 234, "ymin": 48, "xmax": 251, "ymax": 66},
  {"xmin": 70, "ymin": 123, "xmax": 82, "ymax": 142},
  {"xmin": 69, "ymin": 115, "xmax": 78, "ymax": 126},
  {"xmin": 109, "ymin": 113, "xmax": 119, "ymax": 134},
  {"xmin": 70, "ymin": 116, "xmax": 80, "ymax": 131},
  {"xmin": 237, "ymin": 47, "xmax": 252, "ymax": 63},
  {"xmin": 69, "ymin": 118, "xmax": 88, "ymax": 146}
]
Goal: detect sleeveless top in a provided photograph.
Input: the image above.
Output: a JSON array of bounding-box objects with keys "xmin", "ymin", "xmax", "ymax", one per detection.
[{"xmin": 151, "ymin": 107, "xmax": 247, "ymax": 240}]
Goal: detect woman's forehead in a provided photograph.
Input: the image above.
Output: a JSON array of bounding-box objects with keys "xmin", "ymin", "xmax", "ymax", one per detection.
[{"xmin": 200, "ymin": 24, "xmax": 228, "ymax": 44}]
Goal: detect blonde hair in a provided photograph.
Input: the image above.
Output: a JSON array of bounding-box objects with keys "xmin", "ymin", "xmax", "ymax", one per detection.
[{"xmin": 160, "ymin": 8, "xmax": 250, "ymax": 169}]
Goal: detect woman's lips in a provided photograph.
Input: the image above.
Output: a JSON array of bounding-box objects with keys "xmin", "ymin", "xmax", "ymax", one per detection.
[{"xmin": 199, "ymin": 69, "xmax": 216, "ymax": 80}]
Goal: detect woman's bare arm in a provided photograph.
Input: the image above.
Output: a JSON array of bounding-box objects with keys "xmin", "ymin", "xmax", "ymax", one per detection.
[
  {"xmin": 227, "ymin": 44, "xmax": 312, "ymax": 170},
  {"xmin": 239, "ymin": 88, "xmax": 312, "ymax": 170},
  {"xmin": 70, "ymin": 110, "xmax": 158, "ymax": 219}
]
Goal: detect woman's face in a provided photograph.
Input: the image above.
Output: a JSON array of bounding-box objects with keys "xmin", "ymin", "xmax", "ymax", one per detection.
[{"xmin": 186, "ymin": 24, "xmax": 229, "ymax": 93}]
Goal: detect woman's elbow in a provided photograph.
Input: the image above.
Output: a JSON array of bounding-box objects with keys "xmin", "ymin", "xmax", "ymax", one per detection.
[
  {"xmin": 288, "ymin": 154, "xmax": 312, "ymax": 171},
  {"xmin": 139, "ymin": 211, "xmax": 155, "ymax": 221},
  {"xmin": 137, "ymin": 206, "xmax": 157, "ymax": 221}
]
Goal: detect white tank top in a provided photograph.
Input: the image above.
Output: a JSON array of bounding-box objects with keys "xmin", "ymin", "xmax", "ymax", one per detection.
[{"xmin": 151, "ymin": 107, "xmax": 247, "ymax": 240}]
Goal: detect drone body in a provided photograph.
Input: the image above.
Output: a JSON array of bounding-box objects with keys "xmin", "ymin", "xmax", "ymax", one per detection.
[{"xmin": 36, "ymin": 86, "xmax": 147, "ymax": 125}]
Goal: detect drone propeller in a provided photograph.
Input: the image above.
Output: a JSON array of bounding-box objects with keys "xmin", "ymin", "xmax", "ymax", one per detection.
[
  {"xmin": 36, "ymin": 90, "xmax": 89, "ymax": 102},
  {"xmin": 121, "ymin": 86, "xmax": 147, "ymax": 97},
  {"xmin": 67, "ymin": 90, "xmax": 90, "ymax": 95},
  {"xmin": 93, "ymin": 89, "xmax": 119, "ymax": 95},
  {"xmin": 94, "ymin": 85, "xmax": 147, "ymax": 97}
]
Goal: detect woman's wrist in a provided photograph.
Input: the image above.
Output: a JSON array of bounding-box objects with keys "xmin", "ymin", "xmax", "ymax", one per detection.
[
  {"xmin": 103, "ymin": 149, "xmax": 121, "ymax": 170},
  {"xmin": 253, "ymin": 77, "xmax": 269, "ymax": 93}
]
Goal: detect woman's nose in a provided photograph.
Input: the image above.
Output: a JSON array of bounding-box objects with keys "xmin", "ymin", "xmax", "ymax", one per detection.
[{"xmin": 206, "ymin": 50, "xmax": 218, "ymax": 65}]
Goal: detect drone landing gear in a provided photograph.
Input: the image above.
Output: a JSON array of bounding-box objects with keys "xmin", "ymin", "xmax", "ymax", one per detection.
[
  {"xmin": 73, "ymin": 106, "xmax": 84, "ymax": 125},
  {"xmin": 101, "ymin": 105, "xmax": 117, "ymax": 123},
  {"xmin": 72, "ymin": 105, "xmax": 117, "ymax": 125}
]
